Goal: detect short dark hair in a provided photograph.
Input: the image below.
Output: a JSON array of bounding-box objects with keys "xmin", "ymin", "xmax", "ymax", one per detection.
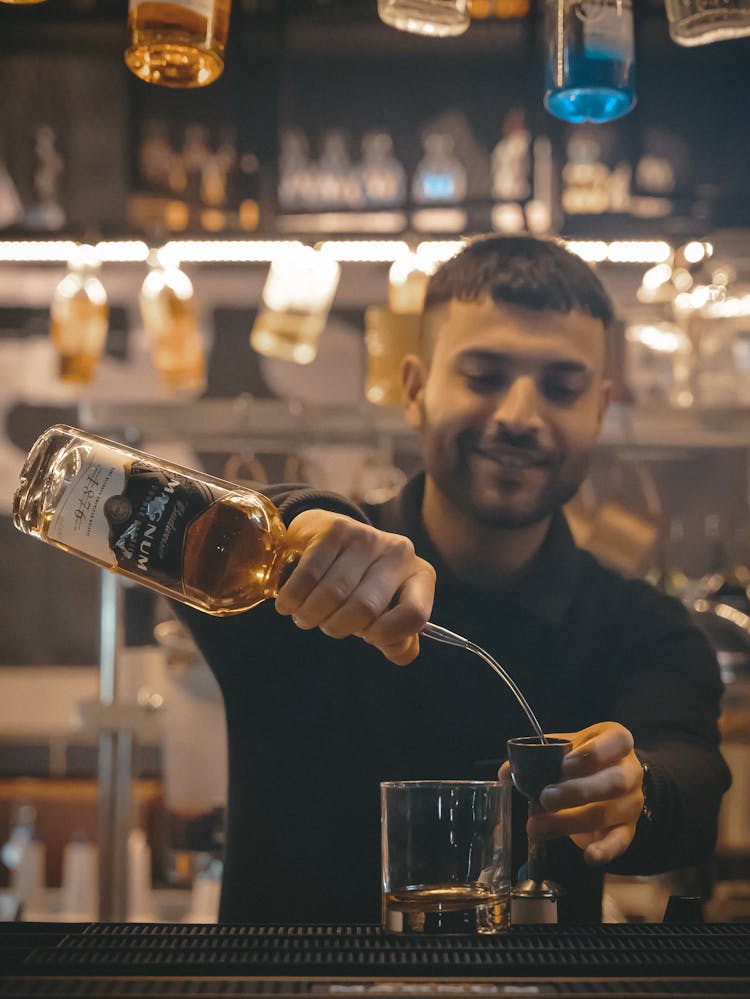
[{"xmin": 424, "ymin": 234, "xmax": 615, "ymax": 328}]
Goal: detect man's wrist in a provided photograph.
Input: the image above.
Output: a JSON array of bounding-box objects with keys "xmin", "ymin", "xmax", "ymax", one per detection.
[{"xmin": 636, "ymin": 754, "xmax": 655, "ymax": 823}]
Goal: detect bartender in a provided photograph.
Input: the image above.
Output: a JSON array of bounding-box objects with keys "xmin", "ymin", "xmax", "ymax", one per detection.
[{"xmin": 177, "ymin": 233, "xmax": 730, "ymax": 924}]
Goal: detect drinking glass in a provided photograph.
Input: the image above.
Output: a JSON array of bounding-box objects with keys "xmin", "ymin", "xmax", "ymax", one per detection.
[{"xmin": 381, "ymin": 780, "xmax": 511, "ymax": 934}]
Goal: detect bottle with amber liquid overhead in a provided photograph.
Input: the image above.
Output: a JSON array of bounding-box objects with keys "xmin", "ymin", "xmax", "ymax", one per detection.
[
  {"xmin": 140, "ymin": 248, "xmax": 206, "ymax": 394},
  {"xmin": 50, "ymin": 245, "xmax": 109, "ymax": 385},
  {"xmin": 13, "ymin": 426, "xmax": 297, "ymax": 616},
  {"xmin": 125, "ymin": 0, "xmax": 231, "ymax": 88}
]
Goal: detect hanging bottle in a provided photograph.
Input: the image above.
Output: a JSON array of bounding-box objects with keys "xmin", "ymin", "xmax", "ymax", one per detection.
[
  {"xmin": 50, "ymin": 244, "xmax": 109, "ymax": 386},
  {"xmin": 543, "ymin": 0, "xmax": 636, "ymax": 124},
  {"xmin": 139, "ymin": 248, "xmax": 206, "ymax": 394},
  {"xmin": 124, "ymin": 0, "xmax": 231, "ymax": 88}
]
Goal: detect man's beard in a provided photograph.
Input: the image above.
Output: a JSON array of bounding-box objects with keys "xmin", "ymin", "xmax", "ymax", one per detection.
[{"xmin": 422, "ymin": 429, "xmax": 590, "ymax": 529}]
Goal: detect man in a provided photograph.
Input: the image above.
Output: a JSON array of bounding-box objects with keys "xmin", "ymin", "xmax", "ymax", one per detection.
[{"xmin": 179, "ymin": 234, "xmax": 730, "ymax": 924}]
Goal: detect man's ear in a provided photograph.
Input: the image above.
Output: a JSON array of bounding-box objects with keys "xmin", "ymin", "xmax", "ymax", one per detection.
[{"xmin": 401, "ymin": 354, "xmax": 427, "ymax": 429}]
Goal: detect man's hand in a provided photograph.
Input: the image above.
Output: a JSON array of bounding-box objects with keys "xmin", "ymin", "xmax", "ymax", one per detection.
[
  {"xmin": 274, "ymin": 509, "xmax": 436, "ymax": 666},
  {"xmin": 499, "ymin": 722, "xmax": 644, "ymax": 866}
]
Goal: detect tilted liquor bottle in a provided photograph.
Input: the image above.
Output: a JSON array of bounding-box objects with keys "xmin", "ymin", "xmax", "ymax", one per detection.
[{"xmin": 13, "ymin": 426, "xmax": 296, "ymax": 616}]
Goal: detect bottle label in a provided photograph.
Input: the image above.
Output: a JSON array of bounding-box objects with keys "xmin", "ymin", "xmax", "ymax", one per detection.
[
  {"xmin": 575, "ymin": 0, "xmax": 634, "ymax": 59},
  {"xmin": 128, "ymin": 0, "xmax": 217, "ymax": 20},
  {"xmin": 47, "ymin": 441, "xmax": 222, "ymax": 591}
]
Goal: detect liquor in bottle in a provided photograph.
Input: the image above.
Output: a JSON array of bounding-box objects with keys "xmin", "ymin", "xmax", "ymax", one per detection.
[
  {"xmin": 139, "ymin": 248, "xmax": 206, "ymax": 393},
  {"xmin": 50, "ymin": 245, "xmax": 109, "ymax": 385},
  {"xmin": 250, "ymin": 245, "xmax": 340, "ymax": 365},
  {"xmin": 13, "ymin": 426, "xmax": 297, "ymax": 616},
  {"xmin": 124, "ymin": 0, "xmax": 232, "ymax": 88},
  {"xmin": 384, "ymin": 883, "xmax": 510, "ymax": 934}
]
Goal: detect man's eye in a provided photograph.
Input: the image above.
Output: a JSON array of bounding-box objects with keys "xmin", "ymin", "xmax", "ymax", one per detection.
[{"xmin": 544, "ymin": 381, "xmax": 582, "ymax": 402}]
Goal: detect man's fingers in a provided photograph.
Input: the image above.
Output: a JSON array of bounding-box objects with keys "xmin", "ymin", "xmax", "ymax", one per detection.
[
  {"xmin": 316, "ymin": 548, "xmax": 423, "ymax": 639},
  {"xmin": 529, "ymin": 788, "xmax": 642, "ymax": 840},
  {"xmin": 286, "ymin": 542, "xmax": 382, "ymax": 630},
  {"xmin": 378, "ymin": 634, "xmax": 421, "ymax": 667},
  {"xmin": 539, "ymin": 758, "xmax": 642, "ymax": 812},
  {"xmin": 275, "ymin": 522, "xmax": 353, "ymax": 615},
  {"xmin": 582, "ymin": 824, "xmax": 635, "ymax": 866},
  {"xmin": 360, "ymin": 569, "xmax": 434, "ymax": 653},
  {"xmin": 560, "ymin": 723, "xmax": 634, "ymax": 779}
]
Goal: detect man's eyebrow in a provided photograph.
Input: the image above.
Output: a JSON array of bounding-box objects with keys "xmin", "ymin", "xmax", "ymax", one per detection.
[{"xmin": 456, "ymin": 350, "xmax": 591, "ymax": 373}]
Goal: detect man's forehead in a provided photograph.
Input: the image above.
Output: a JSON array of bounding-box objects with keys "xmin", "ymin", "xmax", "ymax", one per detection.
[{"xmin": 428, "ymin": 296, "xmax": 606, "ymax": 365}]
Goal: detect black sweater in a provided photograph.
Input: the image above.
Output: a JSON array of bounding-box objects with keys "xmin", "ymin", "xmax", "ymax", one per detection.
[{"xmin": 177, "ymin": 474, "xmax": 731, "ymax": 924}]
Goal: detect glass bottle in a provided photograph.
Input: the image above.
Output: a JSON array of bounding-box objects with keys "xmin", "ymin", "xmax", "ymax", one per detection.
[
  {"xmin": 13, "ymin": 425, "xmax": 297, "ymax": 617},
  {"xmin": 543, "ymin": 0, "xmax": 636, "ymax": 124},
  {"xmin": 412, "ymin": 133, "xmax": 467, "ymax": 205},
  {"xmin": 360, "ymin": 132, "xmax": 407, "ymax": 209},
  {"xmin": 50, "ymin": 245, "xmax": 109, "ymax": 385},
  {"xmin": 139, "ymin": 248, "xmax": 206, "ymax": 394},
  {"xmin": 377, "ymin": 0, "xmax": 470, "ymax": 36},
  {"xmin": 124, "ymin": 0, "xmax": 231, "ymax": 88}
]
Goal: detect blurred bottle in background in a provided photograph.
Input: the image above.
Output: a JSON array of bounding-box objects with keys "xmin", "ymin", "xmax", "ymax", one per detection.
[
  {"xmin": 139, "ymin": 247, "xmax": 206, "ymax": 394},
  {"xmin": 665, "ymin": 0, "xmax": 750, "ymax": 46},
  {"xmin": 377, "ymin": 0, "xmax": 470, "ymax": 36},
  {"xmin": 125, "ymin": 0, "xmax": 231, "ymax": 87},
  {"xmin": 360, "ymin": 132, "xmax": 408, "ymax": 210},
  {"xmin": 250, "ymin": 245, "xmax": 340, "ymax": 365},
  {"xmin": 365, "ymin": 307, "xmax": 421, "ymax": 407},
  {"xmin": 0, "ymin": 804, "xmax": 46, "ymax": 919},
  {"xmin": 543, "ymin": 0, "xmax": 636, "ymax": 124},
  {"xmin": 50, "ymin": 244, "xmax": 109, "ymax": 386}
]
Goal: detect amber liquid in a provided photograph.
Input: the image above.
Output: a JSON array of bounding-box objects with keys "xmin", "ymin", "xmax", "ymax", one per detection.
[
  {"xmin": 181, "ymin": 493, "xmax": 290, "ymax": 615},
  {"xmin": 149, "ymin": 317, "xmax": 206, "ymax": 392},
  {"xmin": 125, "ymin": 0, "xmax": 230, "ymax": 88},
  {"xmin": 250, "ymin": 309, "xmax": 324, "ymax": 365},
  {"xmin": 384, "ymin": 883, "xmax": 510, "ymax": 934},
  {"xmin": 50, "ymin": 300, "xmax": 109, "ymax": 385}
]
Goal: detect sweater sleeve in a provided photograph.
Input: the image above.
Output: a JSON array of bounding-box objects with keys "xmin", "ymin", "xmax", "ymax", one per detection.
[
  {"xmin": 252, "ymin": 482, "xmax": 372, "ymax": 528},
  {"xmin": 170, "ymin": 481, "xmax": 373, "ymax": 685},
  {"xmin": 607, "ymin": 593, "xmax": 731, "ymax": 875}
]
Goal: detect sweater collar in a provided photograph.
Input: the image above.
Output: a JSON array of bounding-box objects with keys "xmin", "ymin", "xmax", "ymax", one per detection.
[{"xmin": 375, "ymin": 472, "xmax": 582, "ymax": 627}]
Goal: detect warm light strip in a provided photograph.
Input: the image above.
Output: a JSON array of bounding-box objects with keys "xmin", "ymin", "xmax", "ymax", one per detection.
[
  {"xmin": 163, "ymin": 240, "xmax": 305, "ymax": 262},
  {"xmin": 95, "ymin": 240, "xmax": 150, "ymax": 263},
  {"xmin": 0, "ymin": 238, "xmax": 677, "ymax": 265},
  {"xmin": 318, "ymin": 240, "xmax": 410, "ymax": 262},
  {"xmin": 566, "ymin": 239, "xmax": 672, "ymax": 264},
  {"xmin": 416, "ymin": 240, "xmax": 466, "ymax": 267},
  {"xmin": 0, "ymin": 240, "xmax": 79, "ymax": 262}
]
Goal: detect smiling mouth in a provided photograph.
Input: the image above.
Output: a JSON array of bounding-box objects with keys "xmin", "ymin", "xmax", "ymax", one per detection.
[{"xmin": 472, "ymin": 447, "xmax": 553, "ymax": 470}]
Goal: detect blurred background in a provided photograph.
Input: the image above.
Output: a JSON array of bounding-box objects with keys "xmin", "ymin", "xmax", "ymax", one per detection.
[{"xmin": 1, "ymin": 0, "xmax": 749, "ymax": 926}]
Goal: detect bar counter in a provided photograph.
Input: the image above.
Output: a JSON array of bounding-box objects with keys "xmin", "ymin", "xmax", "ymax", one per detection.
[{"xmin": 1, "ymin": 920, "xmax": 749, "ymax": 997}]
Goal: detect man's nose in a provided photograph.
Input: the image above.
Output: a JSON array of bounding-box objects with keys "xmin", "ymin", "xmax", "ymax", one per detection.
[{"xmin": 492, "ymin": 376, "xmax": 544, "ymax": 435}]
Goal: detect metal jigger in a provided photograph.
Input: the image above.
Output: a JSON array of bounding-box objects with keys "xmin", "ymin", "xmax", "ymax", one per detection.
[{"xmin": 506, "ymin": 736, "xmax": 572, "ymax": 922}]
